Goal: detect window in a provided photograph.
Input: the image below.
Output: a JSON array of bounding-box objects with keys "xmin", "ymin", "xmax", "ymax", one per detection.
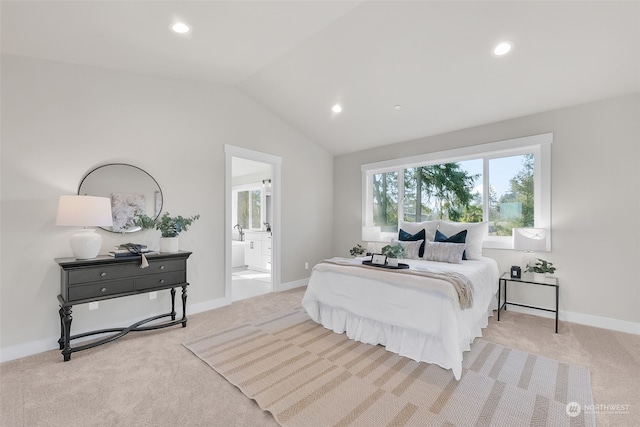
[
  {"xmin": 234, "ymin": 185, "xmax": 262, "ymax": 230},
  {"xmin": 362, "ymin": 133, "xmax": 552, "ymax": 249}
]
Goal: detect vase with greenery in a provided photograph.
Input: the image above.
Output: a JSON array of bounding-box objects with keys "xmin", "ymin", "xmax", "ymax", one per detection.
[
  {"xmin": 525, "ymin": 258, "xmax": 556, "ymax": 280},
  {"xmin": 381, "ymin": 243, "xmax": 405, "ymax": 266},
  {"xmin": 381, "ymin": 244, "xmax": 405, "ymax": 259},
  {"xmin": 349, "ymin": 244, "xmax": 366, "ymax": 257},
  {"xmin": 134, "ymin": 212, "xmax": 200, "ymax": 252}
]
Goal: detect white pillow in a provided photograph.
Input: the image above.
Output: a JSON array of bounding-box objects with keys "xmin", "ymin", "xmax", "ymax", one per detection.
[
  {"xmin": 391, "ymin": 239, "xmax": 424, "ymax": 260},
  {"xmin": 424, "ymin": 241, "xmax": 466, "ymax": 264},
  {"xmin": 399, "ymin": 220, "xmax": 440, "ymax": 241},
  {"xmin": 437, "ymin": 221, "xmax": 487, "ymax": 260}
]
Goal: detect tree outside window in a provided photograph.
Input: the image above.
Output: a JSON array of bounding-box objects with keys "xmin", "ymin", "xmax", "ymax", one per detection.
[
  {"xmin": 404, "ymin": 163, "xmax": 480, "ymax": 223},
  {"xmin": 489, "ymin": 154, "xmax": 534, "ymax": 235},
  {"xmin": 373, "ymin": 172, "xmax": 398, "ymax": 232}
]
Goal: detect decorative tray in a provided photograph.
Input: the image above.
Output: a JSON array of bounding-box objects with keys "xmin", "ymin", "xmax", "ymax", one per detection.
[{"xmin": 362, "ymin": 260, "xmax": 410, "ymax": 269}]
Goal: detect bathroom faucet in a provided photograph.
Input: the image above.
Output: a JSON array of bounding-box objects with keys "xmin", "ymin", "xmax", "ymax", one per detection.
[{"xmin": 234, "ymin": 224, "xmax": 244, "ymax": 241}]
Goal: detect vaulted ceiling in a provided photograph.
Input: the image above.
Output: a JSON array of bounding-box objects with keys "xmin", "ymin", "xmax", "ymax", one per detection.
[{"xmin": 2, "ymin": 1, "xmax": 638, "ymax": 155}]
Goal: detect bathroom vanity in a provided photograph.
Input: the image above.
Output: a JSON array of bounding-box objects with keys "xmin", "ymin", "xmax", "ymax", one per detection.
[{"xmin": 244, "ymin": 232, "xmax": 271, "ymax": 272}]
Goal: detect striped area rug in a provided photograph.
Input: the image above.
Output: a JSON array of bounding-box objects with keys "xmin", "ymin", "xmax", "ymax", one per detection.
[{"xmin": 183, "ymin": 308, "xmax": 595, "ymax": 427}]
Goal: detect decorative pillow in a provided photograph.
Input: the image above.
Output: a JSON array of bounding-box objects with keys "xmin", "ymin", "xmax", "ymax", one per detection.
[
  {"xmin": 424, "ymin": 241, "xmax": 466, "ymax": 264},
  {"xmin": 391, "ymin": 239, "xmax": 424, "ymax": 260},
  {"xmin": 438, "ymin": 221, "xmax": 487, "ymax": 260},
  {"xmin": 434, "ymin": 229, "xmax": 468, "ymax": 260},
  {"xmin": 398, "ymin": 228, "xmax": 426, "ymax": 257},
  {"xmin": 399, "ymin": 220, "xmax": 440, "ymax": 242}
]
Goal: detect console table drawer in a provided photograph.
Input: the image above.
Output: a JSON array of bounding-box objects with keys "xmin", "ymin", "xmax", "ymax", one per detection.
[
  {"xmin": 68, "ymin": 264, "xmax": 141, "ymax": 285},
  {"xmin": 68, "ymin": 279, "xmax": 134, "ymax": 301},
  {"xmin": 136, "ymin": 271, "xmax": 186, "ymax": 291},
  {"xmin": 145, "ymin": 259, "xmax": 186, "ymax": 275}
]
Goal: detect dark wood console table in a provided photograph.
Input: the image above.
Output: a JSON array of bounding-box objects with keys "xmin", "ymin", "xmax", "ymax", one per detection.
[{"xmin": 55, "ymin": 251, "xmax": 192, "ymax": 361}]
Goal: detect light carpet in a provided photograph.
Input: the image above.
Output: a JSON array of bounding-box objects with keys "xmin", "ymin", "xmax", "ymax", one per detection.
[{"xmin": 184, "ymin": 307, "xmax": 595, "ymax": 427}]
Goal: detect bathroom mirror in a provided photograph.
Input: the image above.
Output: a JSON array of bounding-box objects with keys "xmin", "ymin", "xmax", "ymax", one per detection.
[{"xmin": 78, "ymin": 163, "xmax": 163, "ymax": 233}]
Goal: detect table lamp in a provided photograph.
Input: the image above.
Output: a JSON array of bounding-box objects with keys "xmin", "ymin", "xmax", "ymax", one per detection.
[
  {"xmin": 55, "ymin": 195, "xmax": 114, "ymax": 259},
  {"xmin": 513, "ymin": 227, "xmax": 548, "ymax": 268}
]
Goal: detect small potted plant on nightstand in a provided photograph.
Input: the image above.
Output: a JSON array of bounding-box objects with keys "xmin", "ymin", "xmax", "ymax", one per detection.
[
  {"xmin": 525, "ymin": 258, "xmax": 556, "ymax": 281},
  {"xmin": 349, "ymin": 244, "xmax": 366, "ymax": 257},
  {"xmin": 134, "ymin": 212, "xmax": 200, "ymax": 252}
]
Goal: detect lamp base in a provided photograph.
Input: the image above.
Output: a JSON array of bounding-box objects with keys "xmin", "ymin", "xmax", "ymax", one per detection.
[
  {"xmin": 70, "ymin": 229, "xmax": 102, "ymax": 259},
  {"xmin": 521, "ymin": 250, "xmax": 537, "ymax": 270}
]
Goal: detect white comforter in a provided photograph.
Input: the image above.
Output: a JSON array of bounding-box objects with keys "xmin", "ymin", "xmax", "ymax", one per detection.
[{"xmin": 301, "ymin": 256, "xmax": 499, "ymax": 379}]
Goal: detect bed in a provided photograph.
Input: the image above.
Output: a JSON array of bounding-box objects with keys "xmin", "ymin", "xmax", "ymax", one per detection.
[{"xmin": 301, "ymin": 220, "xmax": 499, "ymax": 380}]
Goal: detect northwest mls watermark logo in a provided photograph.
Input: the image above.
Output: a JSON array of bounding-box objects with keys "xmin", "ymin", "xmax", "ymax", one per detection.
[
  {"xmin": 567, "ymin": 402, "xmax": 630, "ymax": 417},
  {"xmin": 566, "ymin": 402, "xmax": 581, "ymax": 417}
]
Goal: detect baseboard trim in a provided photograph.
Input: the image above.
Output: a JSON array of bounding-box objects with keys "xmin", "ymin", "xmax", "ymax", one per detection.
[
  {"xmin": 0, "ymin": 286, "xmax": 304, "ymax": 364},
  {"xmin": 0, "ymin": 296, "xmax": 232, "ymax": 364},
  {"xmin": 8, "ymin": 285, "xmax": 633, "ymax": 364},
  {"xmin": 0, "ymin": 338, "xmax": 56, "ymax": 364},
  {"xmin": 274, "ymin": 278, "xmax": 308, "ymax": 292},
  {"xmin": 504, "ymin": 305, "xmax": 640, "ymax": 335},
  {"xmin": 188, "ymin": 296, "xmax": 230, "ymax": 315}
]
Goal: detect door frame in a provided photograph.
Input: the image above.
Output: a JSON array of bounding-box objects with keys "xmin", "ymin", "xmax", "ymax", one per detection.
[{"xmin": 224, "ymin": 145, "xmax": 282, "ymax": 302}]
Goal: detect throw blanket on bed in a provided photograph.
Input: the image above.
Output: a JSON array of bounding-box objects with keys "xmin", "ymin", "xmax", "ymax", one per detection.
[{"xmin": 315, "ymin": 258, "xmax": 474, "ymax": 309}]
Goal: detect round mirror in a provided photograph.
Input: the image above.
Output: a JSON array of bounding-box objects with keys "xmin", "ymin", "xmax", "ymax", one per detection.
[{"xmin": 78, "ymin": 163, "xmax": 163, "ymax": 233}]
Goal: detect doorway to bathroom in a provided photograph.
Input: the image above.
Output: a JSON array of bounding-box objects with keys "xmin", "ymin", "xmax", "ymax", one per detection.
[{"xmin": 225, "ymin": 145, "xmax": 281, "ymax": 303}]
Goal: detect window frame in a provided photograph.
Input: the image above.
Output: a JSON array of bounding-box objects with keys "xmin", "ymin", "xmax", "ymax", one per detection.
[{"xmin": 361, "ymin": 133, "xmax": 552, "ymax": 250}]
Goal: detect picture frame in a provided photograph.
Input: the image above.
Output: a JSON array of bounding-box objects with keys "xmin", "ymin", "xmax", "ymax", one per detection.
[
  {"xmin": 370, "ymin": 253, "xmax": 387, "ymax": 266},
  {"xmin": 510, "ymin": 265, "xmax": 522, "ymax": 279}
]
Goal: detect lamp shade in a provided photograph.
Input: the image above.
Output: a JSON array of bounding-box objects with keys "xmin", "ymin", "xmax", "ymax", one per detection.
[
  {"xmin": 513, "ymin": 228, "xmax": 548, "ymax": 252},
  {"xmin": 55, "ymin": 195, "xmax": 114, "ymax": 227},
  {"xmin": 56, "ymin": 195, "xmax": 113, "ymax": 259},
  {"xmin": 362, "ymin": 226, "xmax": 383, "ymax": 242}
]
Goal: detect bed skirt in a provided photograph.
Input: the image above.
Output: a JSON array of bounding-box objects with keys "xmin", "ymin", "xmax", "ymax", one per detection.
[{"xmin": 307, "ymin": 301, "xmax": 493, "ymax": 380}]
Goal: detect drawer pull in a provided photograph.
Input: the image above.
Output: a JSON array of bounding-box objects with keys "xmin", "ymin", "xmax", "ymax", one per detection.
[
  {"xmin": 100, "ymin": 272, "xmax": 107, "ymax": 277},
  {"xmin": 160, "ymin": 265, "xmax": 165, "ymax": 270},
  {"xmin": 101, "ymin": 287, "xmax": 107, "ymax": 293},
  {"xmin": 160, "ymin": 279, "xmax": 165, "ymax": 284}
]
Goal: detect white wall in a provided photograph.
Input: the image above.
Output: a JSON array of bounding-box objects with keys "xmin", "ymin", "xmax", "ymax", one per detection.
[
  {"xmin": 333, "ymin": 93, "xmax": 640, "ymax": 333},
  {"xmin": 0, "ymin": 54, "xmax": 334, "ymax": 361}
]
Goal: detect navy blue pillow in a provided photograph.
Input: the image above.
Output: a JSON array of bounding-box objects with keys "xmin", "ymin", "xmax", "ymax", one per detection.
[
  {"xmin": 434, "ymin": 229, "xmax": 468, "ymax": 260},
  {"xmin": 399, "ymin": 228, "xmax": 426, "ymax": 257}
]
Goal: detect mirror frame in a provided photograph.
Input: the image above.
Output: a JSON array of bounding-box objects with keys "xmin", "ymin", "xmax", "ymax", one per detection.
[{"xmin": 78, "ymin": 163, "xmax": 163, "ymax": 233}]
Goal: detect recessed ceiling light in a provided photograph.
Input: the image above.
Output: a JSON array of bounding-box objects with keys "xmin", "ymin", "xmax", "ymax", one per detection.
[
  {"xmin": 394, "ymin": 105, "xmax": 402, "ymax": 110},
  {"xmin": 170, "ymin": 22, "xmax": 191, "ymax": 34},
  {"xmin": 332, "ymin": 104, "xmax": 343, "ymax": 113},
  {"xmin": 492, "ymin": 41, "xmax": 513, "ymax": 56}
]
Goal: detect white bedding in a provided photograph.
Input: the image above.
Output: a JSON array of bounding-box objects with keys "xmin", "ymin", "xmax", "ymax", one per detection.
[{"xmin": 301, "ymin": 256, "xmax": 499, "ymax": 380}]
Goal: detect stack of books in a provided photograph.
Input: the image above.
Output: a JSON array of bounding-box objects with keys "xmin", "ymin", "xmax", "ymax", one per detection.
[{"xmin": 108, "ymin": 244, "xmax": 152, "ymax": 258}]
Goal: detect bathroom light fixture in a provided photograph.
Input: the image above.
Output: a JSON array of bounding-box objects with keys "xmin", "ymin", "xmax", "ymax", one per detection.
[
  {"xmin": 55, "ymin": 195, "xmax": 114, "ymax": 259},
  {"xmin": 492, "ymin": 41, "xmax": 513, "ymax": 56},
  {"xmin": 332, "ymin": 104, "xmax": 342, "ymax": 113},
  {"xmin": 170, "ymin": 22, "xmax": 191, "ymax": 34}
]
